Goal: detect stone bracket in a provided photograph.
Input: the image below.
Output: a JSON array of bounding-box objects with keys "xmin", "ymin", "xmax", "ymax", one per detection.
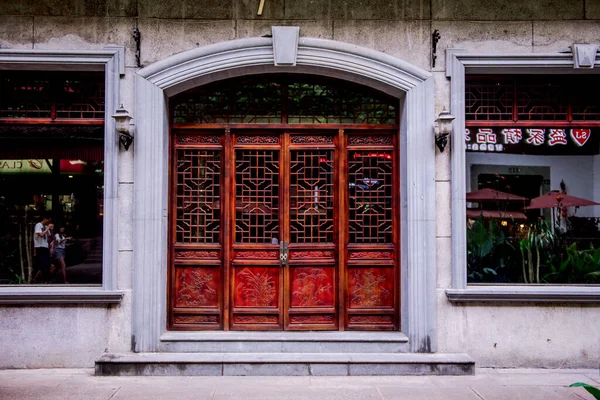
[
  {"xmin": 272, "ymin": 26, "xmax": 299, "ymax": 66},
  {"xmin": 573, "ymin": 44, "xmax": 599, "ymax": 69}
]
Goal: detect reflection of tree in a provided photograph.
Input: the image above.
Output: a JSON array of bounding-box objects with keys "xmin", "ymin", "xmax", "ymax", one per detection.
[
  {"xmin": 293, "ymin": 268, "xmax": 331, "ymax": 306},
  {"xmin": 236, "ymin": 268, "xmax": 276, "ymax": 307}
]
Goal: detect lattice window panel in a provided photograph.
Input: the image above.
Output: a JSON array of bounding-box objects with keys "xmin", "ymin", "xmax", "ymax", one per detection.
[
  {"xmin": 175, "ymin": 150, "xmax": 221, "ymax": 244},
  {"xmin": 172, "ymin": 82, "xmax": 282, "ymax": 124},
  {"xmin": 286, "ymin": 82, "xmax": 396, "ymax": 124},
  {"xmin": 517, "ymin": 83, "xmax": 568, "ymax": 121},
  {"xmin": 465, "ymin": 81, "xmax": 513, "ymax": 121},
  {"xmin": 171, "ymin": 75, "xmax": 398, "ymax": 125},
  {"xmin": 290, "ymin": 150, "xmax": 334, "ymax": 243},
  {"xmin": 0, "ymin": 71, "xmax": 104, "ymax": 120},
  {"xmin": 235, "ymin": 150, "xmax": 280, "ymax": 243},
  {"xmin": 348, "ymin": 151, "xmax": 393, "ymax": 244}
]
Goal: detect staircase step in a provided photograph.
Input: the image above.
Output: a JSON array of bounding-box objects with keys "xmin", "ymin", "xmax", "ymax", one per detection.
[
  {"xmin": 158, "ymin": 331, "xmax": 410, "ymax": 353},
  {"xmin": 95, "ymin": 352, "xmax": 474, "ymax": 376}
]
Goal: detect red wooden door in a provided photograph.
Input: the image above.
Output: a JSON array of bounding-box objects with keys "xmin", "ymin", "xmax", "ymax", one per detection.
[{"xmin": 169, "ymin": 130, "xmax": 399, "ymax": 331}]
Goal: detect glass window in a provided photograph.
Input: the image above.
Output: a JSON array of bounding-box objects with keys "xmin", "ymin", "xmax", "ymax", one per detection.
[
  {"xmin": 0, "ymin": 71, "xmax": 104, "ymax": 285},
  {"xmin": 465, "ymin": 75, "xmax": 600, "ymax": 284}
]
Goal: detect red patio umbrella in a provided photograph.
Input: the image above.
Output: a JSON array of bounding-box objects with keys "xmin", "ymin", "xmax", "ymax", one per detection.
[
  {"xmin": 466, "ymin": 188, "xmax": 528, "ymax": 202},
  {"xmin": 524, "ymin": 190, "xmax": 600, "ymax": 209}
]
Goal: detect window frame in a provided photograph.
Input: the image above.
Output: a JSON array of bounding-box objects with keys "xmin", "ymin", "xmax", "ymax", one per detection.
[
  {"xmin": 0, "ymin": 48, "xmax": 124, "ymax": 304},
  {"xmin": 446, "ymin": 48, "xmax": 600, "ymax": 303}
]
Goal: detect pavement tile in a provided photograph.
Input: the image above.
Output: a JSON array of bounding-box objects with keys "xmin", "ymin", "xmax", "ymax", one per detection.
[
  {"xmin": 472, "ymin": 385, "xmax": 586, "ymax": 400},
  {"xmin": 429, "ymin": 373, "xmax": 503, "ymax": 387},
  {"xmin": 377, "ymin": 386, "xmax": 481, "ymax": 400},
  {"xmin": 584, "ymin": 373, "xmax": 600, "ymax": 385},
  {"xmin": 491, "ymin": 373, "xmax": 594, "ymax": 386},
  {"xmin": 212, "ymin": 386, "xmax": 381, "ymax": 400},
  {"xmin": 310, "ymin": 375, "xmax": 434, "ymax": 387},
  {"xmin": 0, "ymin": 385, "xmax": 118, "ymax": 400}
]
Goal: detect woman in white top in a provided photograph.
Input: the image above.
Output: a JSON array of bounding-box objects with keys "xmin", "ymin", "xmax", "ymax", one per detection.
[{"xmin": 54, "ymin": 226, "xmax": 71, "ymax": 284}]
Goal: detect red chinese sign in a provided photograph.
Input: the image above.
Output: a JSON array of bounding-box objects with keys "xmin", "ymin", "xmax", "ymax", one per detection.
[{"xmin": 466, "ymin": 128, "xmax": 598, "ymax": 155}]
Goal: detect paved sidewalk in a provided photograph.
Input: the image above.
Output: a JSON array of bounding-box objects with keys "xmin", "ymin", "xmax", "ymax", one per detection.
[{"xmin": 1, "ymin": 368, "xmax": 599, "ymax": 399}]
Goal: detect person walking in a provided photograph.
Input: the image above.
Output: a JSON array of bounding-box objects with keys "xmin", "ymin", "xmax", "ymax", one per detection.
[
  {"xmin": 33, "ymin": 215, "xmax": 53, "ymax": 283},
  {"xmin": 53, "ymin": 226, "xmax": 71, "ymax": 284}
]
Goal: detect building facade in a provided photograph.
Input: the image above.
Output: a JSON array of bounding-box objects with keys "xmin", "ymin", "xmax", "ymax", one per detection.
[{"xmin": 0, "ymin": 0, "xmax": 599, "ymax": 372}]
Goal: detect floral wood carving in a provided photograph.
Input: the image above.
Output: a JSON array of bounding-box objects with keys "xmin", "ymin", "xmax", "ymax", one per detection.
[
  {"xmin": 233, "ymin": 315, "xmax": 278, "ymax": 324},
  {"xmin": 176, "ymin": 251, "xmax": 219, "ymax": 259},
  {"xmin": 176, "ymin": 269, "xmax": 217, "ymax": 307},
  {"xmin": 289, "ymin": 315, "xmax": 334, "ymax": 324},
  {"xmin": 350, "ymin": 268, "xmax": 390, "ymax": 307},
  {"xmin": 236, "ymin": 268, "xmax": 277, "ymax": 307},
  {"xmin": 174, "ymin": 315, "xmax": 218, "ymax": 324},
  {"xmin": 349, "ymin": 315, "xmax": 393, "ymax": 324},
  {"xmin": 236, "ymin": 251, "xmax": 278, "ymax": 259},
  {"xmin": 290, "ymin": 251, "xmax": 334, "ymax": 259},
  {"xmin": 349, "ymin": 252, "xmax": 393, "ymax": 259},
  {"xmin": 292, "ymin": 268, "xmax": 332, "ymax": 307},
  {"xmin": 349, "ymin": 135, "xmax": 392, "ymax": 145},
  {"xmin": 178, "ymin": 135, "xmax": 221, "ymax": 144},
  {"xmin": 291, "ymin": 135, "xmax": 333, "ymax": 144},
  {"xmin": 237, "ymin": 135, "xmax": 279, "ymax": 144}
]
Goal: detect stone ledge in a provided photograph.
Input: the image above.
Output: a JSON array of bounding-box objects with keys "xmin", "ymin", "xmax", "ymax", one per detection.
[
  {"xmin": 160, "ymin": 331, "xmax": 409, "ymax": 342},
  {"xmin": 446, "ymin": 286, "xmax": 600, "ymax": 303},
  {"xmin": 0, "ymin": 287, "xmax": 124, "ymax": 304},
  {"xmin": 95, "ymin": 352, "xmax": 475, "ymax": 376}
]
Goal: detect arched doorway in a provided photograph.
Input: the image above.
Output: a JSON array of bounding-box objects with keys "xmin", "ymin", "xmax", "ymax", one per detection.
[{"xmin": 169, "ymin": 75, "xmax": 400, "ymax": 331}]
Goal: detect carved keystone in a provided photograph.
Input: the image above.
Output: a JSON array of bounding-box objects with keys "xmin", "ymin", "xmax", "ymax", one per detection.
[
  {"xmin": 272, "ymin": 26, "xmax": 299, "ymax": 66},
  {"xmin": 573, "ymin": 44, "xmax": 599, "ymax": 69}
]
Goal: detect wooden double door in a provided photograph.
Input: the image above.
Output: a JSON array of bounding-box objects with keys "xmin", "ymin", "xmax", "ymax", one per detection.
[{"xmin": 169, "ymin": 130, "xmax": 399, "ymax": 331}]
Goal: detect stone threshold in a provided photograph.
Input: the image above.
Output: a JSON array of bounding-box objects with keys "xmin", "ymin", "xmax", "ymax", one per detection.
[
  {"xmin": 96, "ymin": 352, "xmax": 475, "ymax": 376},
  {"xmin": 160, "ymin": 331, "xmax": 410, "ymax": 342}
]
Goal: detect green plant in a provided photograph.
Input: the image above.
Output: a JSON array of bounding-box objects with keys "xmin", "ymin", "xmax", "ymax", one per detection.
[
  {"xmin": 519, "ymin": 220, "xmax": 555, "ymax": 283},
  {"xmin": 467, "ymin": 216, "xmax": 515, "ymax": 282},
  {"xmin": 569, "ymin": 382, "xmax": 600, "ymax": 400}
]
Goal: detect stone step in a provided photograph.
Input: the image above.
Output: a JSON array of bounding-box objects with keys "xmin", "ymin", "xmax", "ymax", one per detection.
[
  {"xmin": 95, "ymin": 352, "xmax": 475, "ymax": 376},
  {"xmin": 158, "ymin": 331, "xmax": 410, "ymax": 353}
]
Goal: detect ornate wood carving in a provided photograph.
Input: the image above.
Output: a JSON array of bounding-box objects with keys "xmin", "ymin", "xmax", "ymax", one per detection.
[
  {"xmin": 236, "ymin": 135, "xmax": 279, "ymax": 144},
  {"xmin": 176, "ymin": 250, "xmax": 220, "ymax": 259},
  {"xmin": 175, "ymin": 268, "xmax": 218, "ymax": 307},
  {"xmin": 350, "ymin": 268, "xmax": 391, "ymax": 308},
  {"xmin": 291, "ymin": 267, "xmax": 333, "ymax": 307},
  {"xmin": 233, "ymin": 315, "xmax": 278, "ymax": 324},
  {"xmin": 349, "ymin": 315, "xmax": 393, "ymax": 324},
  {"xmin": 174, "ymin": 315, "xmax": 219, "ymax": 324},
  {"xmin": 289, "ymin": 315, "xmax": 334, "ymax": 324},
  {"xmin": 177, "ymin": 135, "xmax": 221, "ymax": 144},
  {"xmin": 290, "ymin": 251, "xmax": 334, "ymax": 259},
  {"xmin": 291, "ymin": 135, "xmax": 333, "ymax": 144},
  {"xmin": 349, "ymin": 252, "xmax": 393, "ymax": 259},
  {"xmin": 235, "ymin": 268, "xmax": 277, "ymax": 307},
  {"xmin": 236, "ymin": 251, "xmax": 278, "ymax": 259},
  {"xmin": 349, "ymin": 135, "xmax": 392, "ymax": 145}
]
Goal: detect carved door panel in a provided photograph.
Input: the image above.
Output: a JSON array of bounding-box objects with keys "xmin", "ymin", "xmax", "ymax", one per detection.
[
  {"xmin": 230, "ymin": 134, "xmax": 284, "ymax": 330},
  {"xmin": 344, "ymin": 134, "xmax": 399, "ymax": 330},
  {"xmin": 285, "ymin": 134, "xmax": 338, "ymax": 330},
  {"xmin": 170, "ymin": 135, "xmax": 224, "ymax": 330}
]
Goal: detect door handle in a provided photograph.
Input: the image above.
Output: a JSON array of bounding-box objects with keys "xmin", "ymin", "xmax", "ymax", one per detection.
[{"xmin": 279, "ymin": 241, "xmax": 289, "ymax": 267}]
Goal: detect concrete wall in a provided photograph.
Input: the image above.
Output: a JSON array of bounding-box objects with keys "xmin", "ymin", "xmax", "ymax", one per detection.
[{"xmin": 0, "ymin": 0, "xmax": 599, "ymax": 368}]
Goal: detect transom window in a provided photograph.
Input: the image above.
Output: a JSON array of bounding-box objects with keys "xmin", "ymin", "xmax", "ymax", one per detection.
[{"xmin": 171, "ymin": 75, "xmax": 398, "ymax": 125}]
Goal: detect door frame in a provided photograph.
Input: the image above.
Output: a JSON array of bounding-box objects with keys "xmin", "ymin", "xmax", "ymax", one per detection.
[{"xmin": 133, "ymin": 33, "xmax": 436, "ymax": 353}]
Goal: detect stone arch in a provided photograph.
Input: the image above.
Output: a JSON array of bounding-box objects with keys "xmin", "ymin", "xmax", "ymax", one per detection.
[{"xmin": 132, "ymin": 34, "xmax": 436, "ymax": 353}]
